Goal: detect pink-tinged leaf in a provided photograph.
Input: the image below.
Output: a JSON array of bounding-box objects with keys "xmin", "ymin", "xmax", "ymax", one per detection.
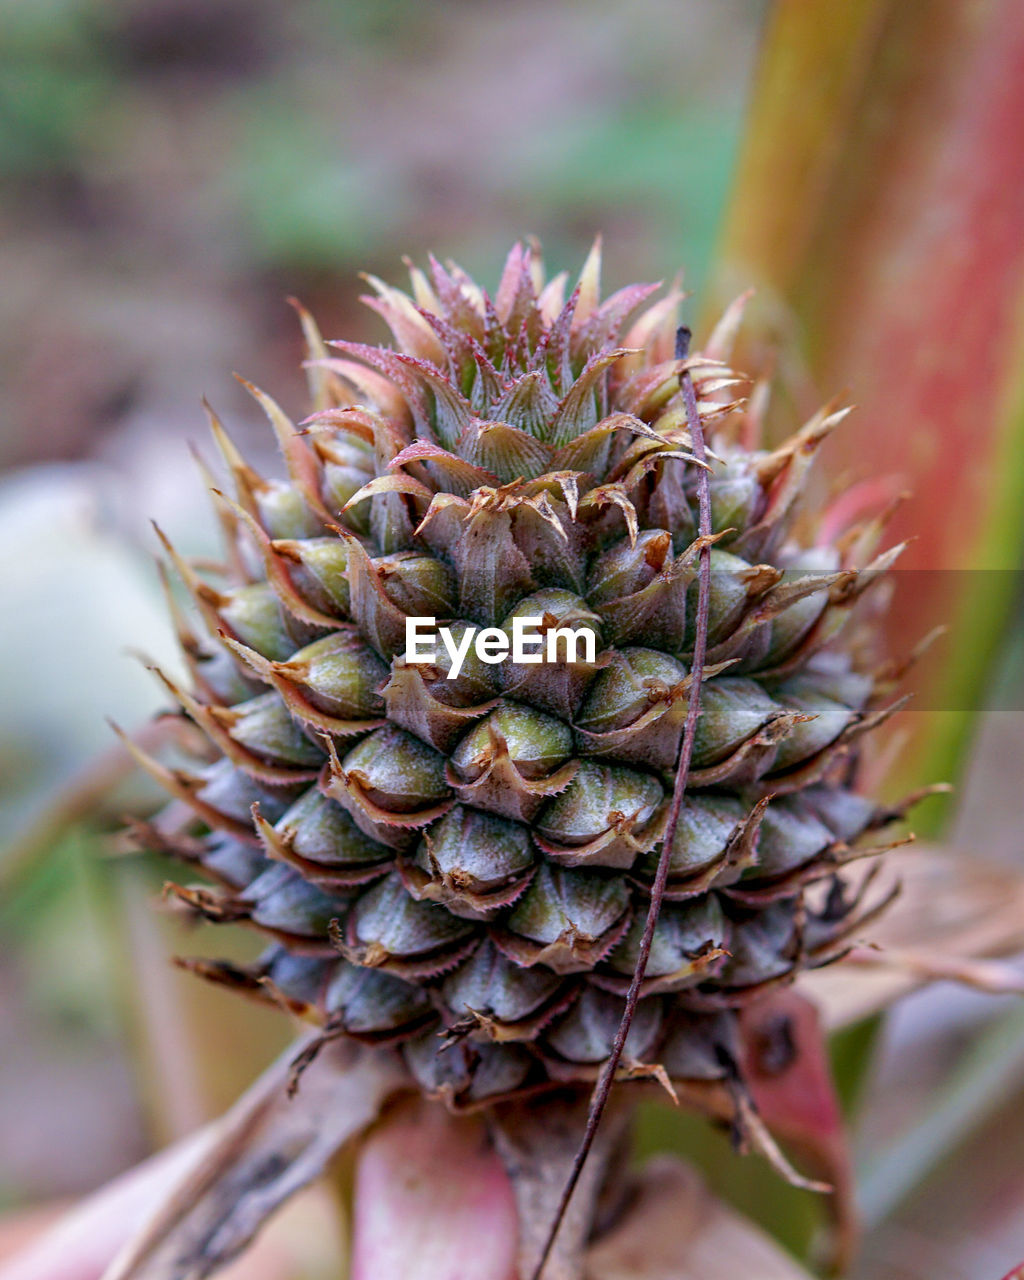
[
  {"xmin": 0, "ymin": 1181, "xmax": 344, "ymax": 1280},
  {"xmin": 585, "ymin": 1155, "xmax": 815, "ymax": 1280},
  {"xmin": 710, "ymin": 0, "xmax": 1024, "ymax": 812},
  {"xmin": 0, "ymin": 1133, "xmax": 214, "ymax": 1280},
  {"xmin": 740, "ymin": 991, "xmax": 856, "ymax": 1273},
  {"xmin": 103, "ymin": 1038, "xmax": 405, "ymax": 1280},
  {"xmin": 352, "ymin": 1096, "xmax": 519, "ymax": 1280}
]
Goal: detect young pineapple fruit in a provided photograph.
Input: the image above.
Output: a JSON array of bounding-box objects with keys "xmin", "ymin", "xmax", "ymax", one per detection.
[{"xmin": 134, "ymin": 242, "xmax": 910, "ymax": 1110}]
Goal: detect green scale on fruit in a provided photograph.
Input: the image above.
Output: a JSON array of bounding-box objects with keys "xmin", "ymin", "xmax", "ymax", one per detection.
[{"xmin": 131, "ymin": 241, "xmax": 917, "ymax": 1111}]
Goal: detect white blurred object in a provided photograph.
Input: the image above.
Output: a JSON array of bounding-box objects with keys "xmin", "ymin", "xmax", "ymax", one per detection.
[{"xmin": 0, "ymin": 465, "xmax": 189, "ymax": 837}]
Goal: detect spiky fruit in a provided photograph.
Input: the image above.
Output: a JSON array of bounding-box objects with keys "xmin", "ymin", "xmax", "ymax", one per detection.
[{"xmin": 135, "ymin": 242, "xmax": 913, "ymax": 1112}]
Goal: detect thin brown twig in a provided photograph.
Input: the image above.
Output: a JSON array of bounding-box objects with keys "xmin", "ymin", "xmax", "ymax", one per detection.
[{"xmin": 529, "ymin": 326, "xmax": 715, "ymax": 1279}]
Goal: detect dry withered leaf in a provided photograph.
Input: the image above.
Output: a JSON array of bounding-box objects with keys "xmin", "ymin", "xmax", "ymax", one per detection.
[
  {"xmin": 801, "ymin": 845, "xmax": 1024, "ymax": 1029},
  {"xmin": 102, "ymin": 1037, "xmax": 406, "ymax": 1280}
]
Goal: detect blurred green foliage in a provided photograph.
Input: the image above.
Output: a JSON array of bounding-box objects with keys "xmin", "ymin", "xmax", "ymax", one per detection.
[
  {"xmin": 0, "ymin": 0, "xmax": 111, "ymax": 176},
  {"xmin": 0, "ymin": 0, "xmax": 757, "ymax": 294}
]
